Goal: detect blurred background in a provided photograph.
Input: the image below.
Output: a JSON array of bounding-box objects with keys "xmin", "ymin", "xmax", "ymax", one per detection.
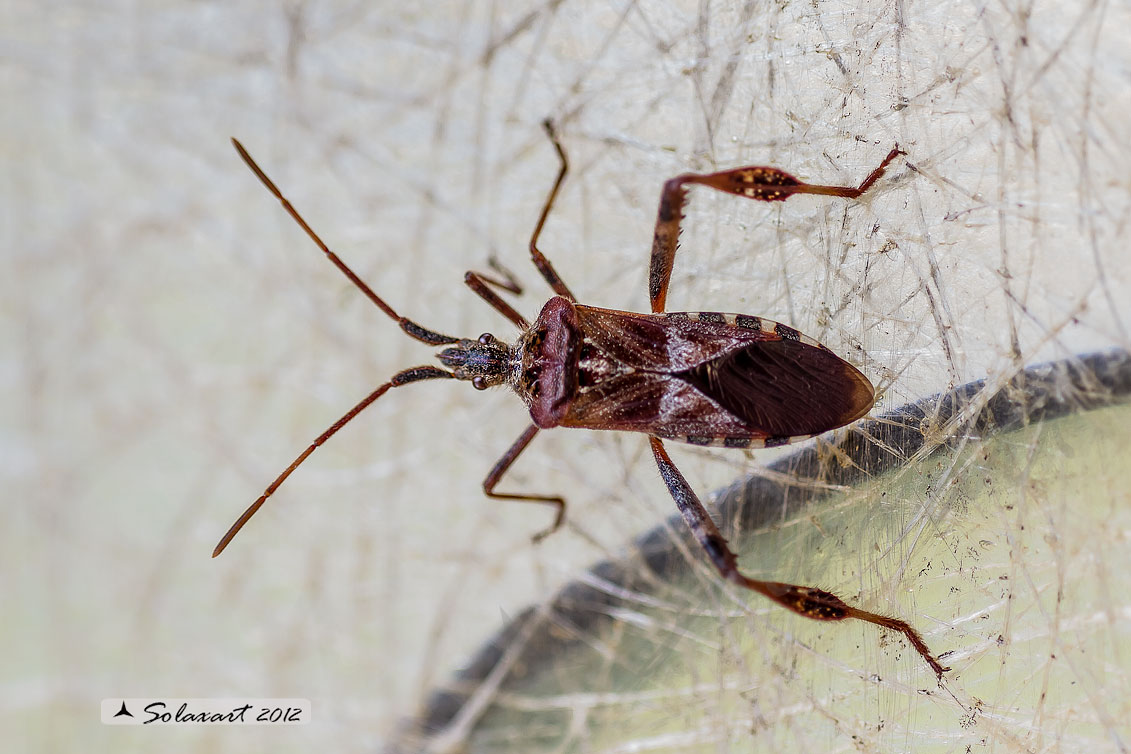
[{"xmin": 4, "ymin": 0, "xmax": 1129, "ymax": 751}]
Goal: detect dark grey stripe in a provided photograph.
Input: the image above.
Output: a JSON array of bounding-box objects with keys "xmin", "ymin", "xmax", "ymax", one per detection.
[
  {"xmin": 735, "ymin": 314, "xmax": 761, "ymax": 330},
  {"xmin": 774, "ymin": 323, "xmax": 800, "ymax": 341}
]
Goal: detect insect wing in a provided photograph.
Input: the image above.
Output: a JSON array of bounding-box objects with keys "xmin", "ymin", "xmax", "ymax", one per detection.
[
  {"xmin": 572, "ymin": 306, "xmax": 750, "ymax": 371},
  {"xmin": 676, "ymin": 336, "xmax": 875, "ymax": 437},
  {"xmin": 563, "ymin": 307, "xmax": 874, "ymax": 443},
  {"xmin": 562, "ymin": 370, "xmax": 749, "ymax": 436}
]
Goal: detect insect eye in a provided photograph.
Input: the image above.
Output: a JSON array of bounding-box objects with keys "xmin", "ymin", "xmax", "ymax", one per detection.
[
  {"xmin": 472, "ymin": 376, "xmax": 489, "ymax": 390},
  {"xmin": 478, "ymin": 333, "xmax": 494, "ymax": 345}
]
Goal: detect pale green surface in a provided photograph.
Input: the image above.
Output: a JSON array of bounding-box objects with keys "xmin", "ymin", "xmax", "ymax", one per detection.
[{"xmin": 458, "ymin": 401, "xmax": 1131, "ymax": 753}]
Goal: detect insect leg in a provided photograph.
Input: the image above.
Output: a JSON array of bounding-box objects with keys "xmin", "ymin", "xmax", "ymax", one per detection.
[
  {"xmin": 649, "ymin": 436, "xmax": 948, "ymax": 678},
  {"xmin": 648, "ymin": 146, "xmax": 905, "ymax": 313},
  {"xmin": 479, "ymin": 257, "xmax": 524, "ymax": 295},
  {"xmin": 232, "ymin": 139, "xmax": 460, "ymax": 347},
  {"xmin": 526, "ymin": 119, "xmax": 577, "ymax": 302},
  {"xmin": 464, "ymin": 271, "xmax": 529, "ymax": 329},
  {"xmin": 213, "ymin": 366, "xmax": 453, "ymax": 557},
  {"xmin": 482, "ymin": 423, "xmax": 566, "ymax": 542}
]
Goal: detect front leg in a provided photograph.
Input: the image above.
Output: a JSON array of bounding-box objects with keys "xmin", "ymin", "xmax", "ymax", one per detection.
[
  {"xmin": 464, "ymin": 271, "xmax": 529, "ymax": 329},
  {"xmin": 527, "ymin": 119, "xmax": 577, "ymax": 302},
  {"xmin": 648, "ymin": 146, "xmax": 904, "ymax": 312},
  {"xmin": 648, "ymin": 436, "xmax": 948, "ymax": 678}
]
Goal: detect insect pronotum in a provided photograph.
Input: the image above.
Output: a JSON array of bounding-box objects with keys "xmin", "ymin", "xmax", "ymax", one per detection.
[{"xmin": 216, "ymin": 123, "xmax": 948, "ymax": 678}]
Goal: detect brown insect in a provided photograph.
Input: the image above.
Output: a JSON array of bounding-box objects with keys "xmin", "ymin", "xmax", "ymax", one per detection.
[{"xmin": 215, "ymin": 124, "xmax": 947, "ymax": 678}]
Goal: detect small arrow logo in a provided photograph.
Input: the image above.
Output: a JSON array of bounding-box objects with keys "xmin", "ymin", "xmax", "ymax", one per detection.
[{"xmin": 114, "ymin": 701, "xmax": 134, "ymax": 718}]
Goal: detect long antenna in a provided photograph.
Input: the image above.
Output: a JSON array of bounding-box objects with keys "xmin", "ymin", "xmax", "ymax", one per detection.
[
  {"xmin": 215, "ymin": 140, "xmax": 466, "ymax": 556},
  {"xmin": 213, "ymin": 366, "xmax": 452, "ymax": 557},
  {"xmin": 231, "ymin": 138, "xmax": 458, "ymax": 346}
]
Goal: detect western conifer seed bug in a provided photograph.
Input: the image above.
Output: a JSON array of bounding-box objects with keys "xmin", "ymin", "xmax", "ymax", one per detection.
[{"xmin": 216, "ymin": 123, "xmax": 948, "ymax": 678}]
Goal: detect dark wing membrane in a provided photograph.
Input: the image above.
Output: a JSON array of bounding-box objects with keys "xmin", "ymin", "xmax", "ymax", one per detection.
[{"xmin": 676, "ymin": 337, "xmax": 874, "ymax": 437}]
